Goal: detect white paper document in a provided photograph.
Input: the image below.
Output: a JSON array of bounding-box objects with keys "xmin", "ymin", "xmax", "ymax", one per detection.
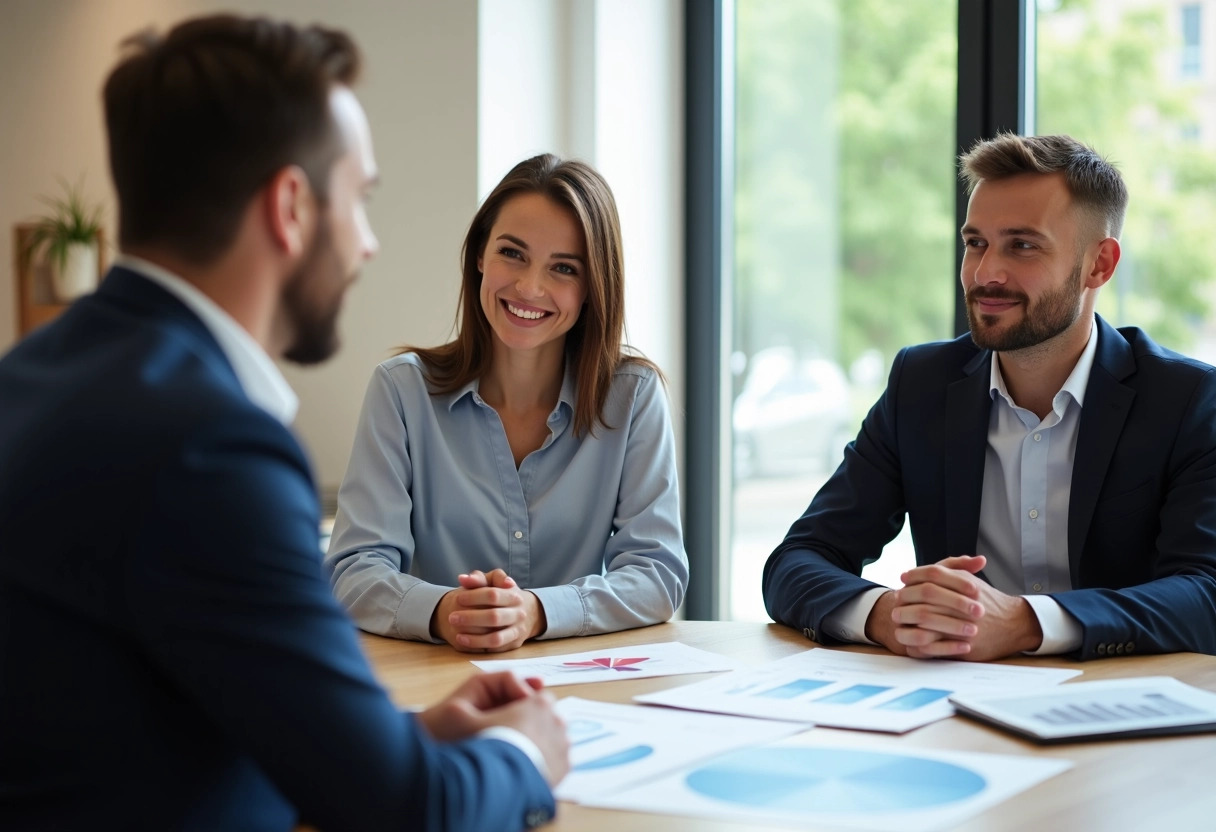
[
  {"xmin": 950, "ymin": 676, "xmax": 1216, "ymax": 742},
  {"xmin": 635, "ymin": 648, "xmax": 1081, "ymax": 732},
  {"xmin": 553, "ymin": 697, "xmax": 808, "ymax": 803},
  {"xmin": 469, "ymin": 641, "xmax": 741, "ymax": 687},
  {"xmin": 583, "ymin": 733, "xmax": 1072, "ymax": 832}
]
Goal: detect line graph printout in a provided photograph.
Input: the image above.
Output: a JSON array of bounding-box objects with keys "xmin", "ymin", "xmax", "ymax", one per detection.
[
  {"xmin": 636, "ymin": 648, "xmax": 1080, "ymax": 732},
  {"xmin": 583, "ymin": 733, "xmax": 1072, "ymax": 831},
  {"xmin": 554, "ymin": 697, "xmax": 808, "ymax": 803},
  {"xmin": 470, "ymin": 641, "xmax": 742, "ymax": 687}
]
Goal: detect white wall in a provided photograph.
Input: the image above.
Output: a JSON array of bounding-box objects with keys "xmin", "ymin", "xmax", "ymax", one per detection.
[
  {"xmin": 479, "ymin": 0, "xmax": 686, "ymax": 464},
  {"xmin": 0, "ymin": 0, "xmax": 478, "ymax": 490},
  {"xmin": 0, "ymin": 0, "xmax": 684, "ymax": 494}
]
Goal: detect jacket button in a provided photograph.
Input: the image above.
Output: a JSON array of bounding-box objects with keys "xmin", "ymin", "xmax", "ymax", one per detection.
[
  {"xmin": 1097, "ymin": 644, "xmax": 1106, "ymax": 656},
  {"xmin": 1115, "ymin": 643, "xmax": 1125, "ymax": 655},
  {"xmin": 802, "ymin": 627, "xmax": 817, "ymax": 641},
  {"xmin": 524, "ymin": 808, "xmax": 552, "ymax": 828},
  {"xmin": 1126, "ymin": 642, "xmax": 1135, "ymax": 654}
]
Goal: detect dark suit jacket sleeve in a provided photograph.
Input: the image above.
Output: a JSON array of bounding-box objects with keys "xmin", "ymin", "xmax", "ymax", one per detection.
[
  {"xmin": 125, "ymin": 408, "xmax": 555, "ymax": 832},
  {"xmin": 762, "ymin": 347, "xmax": 913, "ymax": 643},
  {"xmin": 1052, "ymin": 362, "xmax": 1216, "ymax": 658}
]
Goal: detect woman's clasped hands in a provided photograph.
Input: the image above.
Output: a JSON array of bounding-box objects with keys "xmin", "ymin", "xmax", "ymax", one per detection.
[{"xmin": 431, "ymin": 569, "xmax": 549, "ymax": 652}]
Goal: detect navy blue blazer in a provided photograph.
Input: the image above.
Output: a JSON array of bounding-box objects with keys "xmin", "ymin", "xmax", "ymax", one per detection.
[
  {"xmin": 763, "ymin": 316, "xmax": 1216, "ymax": 660},
  {"xmin": 0, "ymin": 267, "xmax": 554, "ymax": 831}
]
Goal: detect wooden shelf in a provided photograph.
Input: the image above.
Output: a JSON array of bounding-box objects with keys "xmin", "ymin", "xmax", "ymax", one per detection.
[{"xmin": 12, "ymin": 223, "xmax": 106, "ymax": 338}]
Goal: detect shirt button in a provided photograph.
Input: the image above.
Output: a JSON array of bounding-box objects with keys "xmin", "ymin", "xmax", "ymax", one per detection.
[
  {"xmin": 514, "ymin": 531, "xmax": 523, "ymax": 539},
  {"xmin": 1034, "ymin": 433, "xmax": 1042, "ymax": 442},
  {"xmin": 1032, "ymin": 582, "xmax": 1042, "ymax": 592},
  {"xmin": 1028, "ymin": 508, "xmax": 1039, "ymax": 519}
]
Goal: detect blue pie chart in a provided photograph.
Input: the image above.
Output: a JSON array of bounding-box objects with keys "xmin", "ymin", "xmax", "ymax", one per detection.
[
  {"xmin": 573, "ymin": 744, "xmax": 654, "ymax": 771},
  {"xmin": 686, "ymin": 747, "xmax": 986, "ymax": 812}
]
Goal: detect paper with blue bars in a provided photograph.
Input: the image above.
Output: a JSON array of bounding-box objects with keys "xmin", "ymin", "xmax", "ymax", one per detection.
[{"xmin": 635, "ymin": 648, "xmax": 1080, "ymax": 732}]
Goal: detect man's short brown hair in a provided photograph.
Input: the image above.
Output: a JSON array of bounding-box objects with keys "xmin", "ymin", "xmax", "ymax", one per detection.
[
  {"xmin": 959, "ymin": 133, "xmax": 1129, "ymax": 239},
  {"xmin": 103, "ymin": 15, "xmax": 361, "ymax": 264}
]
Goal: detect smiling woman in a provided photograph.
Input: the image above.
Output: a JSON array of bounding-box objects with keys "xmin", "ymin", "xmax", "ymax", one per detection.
[
  {"xmin": 324, "ymin": 153, "xmax": 689, "ymax": 654},
  {"xmin": 478, "ymin": 193, "xmax": 587, "ymax": 388}
]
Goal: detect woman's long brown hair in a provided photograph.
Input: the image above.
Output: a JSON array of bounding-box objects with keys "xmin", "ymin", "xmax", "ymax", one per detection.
[{"xmin": 401, "ymin": 153, "xmax": 659, "ymax": 437}]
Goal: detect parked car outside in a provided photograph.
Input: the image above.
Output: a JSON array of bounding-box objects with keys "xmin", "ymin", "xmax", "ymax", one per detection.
[{"xmin": 733, "ymin": 347, "xmax": 855, "ymax": 478}]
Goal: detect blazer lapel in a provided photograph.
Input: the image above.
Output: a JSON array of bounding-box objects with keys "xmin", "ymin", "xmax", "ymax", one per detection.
[
  {"xmin": 945, "ymin": 349, "xmax": 994, "ymax": 555},
  {"xmin": 1068, "ymin": 317, "xmax": 1136, "ymax": 578}
]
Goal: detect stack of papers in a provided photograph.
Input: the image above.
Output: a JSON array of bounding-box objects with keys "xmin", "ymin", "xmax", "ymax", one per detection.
[
  {"xmin": 554, "ymin": 697, "xmax": 807, "ymax": 803},
  {"xmin": 635, "ymin": 648, "xmax": 1081, "ymax": 732},
  {"xmin": 463, "ymin": 642, "xmax": 1126, "ymax": 829},
  {"xmin": 582, "ymin": 733, "xmax": 1072, "ymax": 832}
]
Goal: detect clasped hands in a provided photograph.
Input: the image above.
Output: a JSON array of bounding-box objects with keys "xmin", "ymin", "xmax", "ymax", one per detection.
[
  {"xmin": 865, "ymin": 555, "xmax": 1043, "ymax": 661},
  {"xmin": 431, "ymin": 569, "xmax": 548, "ymax": 653},
  {"xmin": 416, "ymin": 671, "xmax": 570, "ymax": 785}
]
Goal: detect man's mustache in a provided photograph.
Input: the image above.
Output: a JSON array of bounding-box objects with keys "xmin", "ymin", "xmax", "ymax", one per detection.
[{"xmin": 967, "ymin": 287, "xmax": 1026, "ymax": 303}]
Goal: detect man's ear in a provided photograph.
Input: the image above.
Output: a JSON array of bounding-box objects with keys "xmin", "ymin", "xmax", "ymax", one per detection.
[
  {"xmin": 265, "ymin": 165, "xmax": 315, "ymax": 258},
  {"xmin": 1085, "ymin": 236, "xmax": 1121, "ymax": 290}
]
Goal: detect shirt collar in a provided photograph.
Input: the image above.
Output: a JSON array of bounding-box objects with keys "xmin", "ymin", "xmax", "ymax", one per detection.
[
  {"xmin": 988, "ymin": 315, "xmax": 1099, "ymax": 409},
  {"xmin": 446, "ymin": 356, "xmax": 577, "ymax": 415},
  {"xmin": 114, "ymin": 254, "xmax": 299, "ymax": 425}
]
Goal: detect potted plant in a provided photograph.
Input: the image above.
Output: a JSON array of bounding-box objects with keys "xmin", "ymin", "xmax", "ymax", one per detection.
[{"xmin": 24, "ymin": 178, "xmax": 104, "ymax": 303}]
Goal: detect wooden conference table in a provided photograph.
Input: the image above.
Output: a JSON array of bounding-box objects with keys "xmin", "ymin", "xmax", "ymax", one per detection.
[{"xmin": 361, "ymin": 620, "xmax": 1216, "ymax": 831}]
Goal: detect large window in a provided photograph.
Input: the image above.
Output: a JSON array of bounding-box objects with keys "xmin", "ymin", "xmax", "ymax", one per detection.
[
  {"xmin": 1182, "ymin": 2, "xmax": 1202, "ymax": 78},
  {"xmin": 687, "ymin": 0, "xmax": 1216, "ymax": 622},
  {"xmin": 726, "ymin": 0, "xmax": 958, "ymax": 620},
  {"xmin": 1038, "ymin": 0, "xmax": 1216, "ymax": 363}
]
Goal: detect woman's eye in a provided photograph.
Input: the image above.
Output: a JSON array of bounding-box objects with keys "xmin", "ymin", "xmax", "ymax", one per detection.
[
  {"xmin": 554, "ymin": 263, "xmax": 578, "ymax": 276},
  {"xmin": 499, "ymin": 246, "xmax": 523, "ymax": 259}
]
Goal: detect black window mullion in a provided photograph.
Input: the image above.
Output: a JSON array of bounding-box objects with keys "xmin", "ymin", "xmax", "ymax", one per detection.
[
  {"xmin": 683, "ymin": 0, "xmax": 731, "ymax": 620},
  {"xmin": 954, "ymin": 0, "xmax": 1031, "ymax": 336}
]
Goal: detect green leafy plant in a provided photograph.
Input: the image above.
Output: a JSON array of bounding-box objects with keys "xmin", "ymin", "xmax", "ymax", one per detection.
[{"xmin": 24, "ymin": 177, "xmax": 103, "ymax": 272}]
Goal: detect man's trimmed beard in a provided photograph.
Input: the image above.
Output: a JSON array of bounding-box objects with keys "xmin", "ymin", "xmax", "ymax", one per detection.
[
  {"xmin": 967, "ymin": 259, "xmax": 1084, "ymax": 352},
  {"xmin": 282, "ymin": 216, "xmax": 347, "ymax": 366}
]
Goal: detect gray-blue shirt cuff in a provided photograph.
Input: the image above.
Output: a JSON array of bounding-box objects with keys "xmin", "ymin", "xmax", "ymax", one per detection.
[
  {"xmin": 396, "ymin": 581, "xmax": 453, "ymax": 643},
  {"xmin": 529, "ymin": 584, "xmax": 585, "ymax": 639}
]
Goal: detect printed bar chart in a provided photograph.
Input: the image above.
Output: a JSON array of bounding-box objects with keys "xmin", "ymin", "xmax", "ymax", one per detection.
[
  {"xmin": 756, "ymin": 679, "xmax": 833, "ymax": 699},
  {"xmin": 636, "ymin": 648, "xmax": 1080, "ymax": 732}
]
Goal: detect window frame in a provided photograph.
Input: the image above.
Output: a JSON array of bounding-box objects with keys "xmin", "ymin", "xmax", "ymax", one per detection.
[{"xmin": 681, "ymin": 0, "xmax": 1033, "ymax": 620}]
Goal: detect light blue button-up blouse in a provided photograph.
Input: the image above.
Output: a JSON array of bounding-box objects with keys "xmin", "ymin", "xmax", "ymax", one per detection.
[{"xmin": 325, "ymin": 352, "xmax": 689, "ymax": 642}]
